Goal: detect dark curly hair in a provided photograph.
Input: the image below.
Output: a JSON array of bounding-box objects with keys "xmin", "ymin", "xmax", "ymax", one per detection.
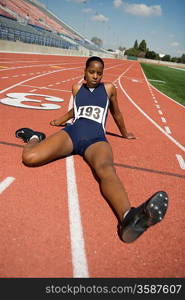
[{"xmin": 85, "ymin": 56, "xmax": 104, "ymax": 69}]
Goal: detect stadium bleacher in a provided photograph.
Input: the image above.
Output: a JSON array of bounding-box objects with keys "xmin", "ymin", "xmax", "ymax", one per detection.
[{"xmin": 0, "ymin": 0, "xmax": 107, "ymax": 53}]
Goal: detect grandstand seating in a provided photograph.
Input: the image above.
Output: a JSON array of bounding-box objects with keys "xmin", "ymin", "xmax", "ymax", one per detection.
[
  {"xmin": 0, "ymin": 7, "xmax": 16, "ymax": 19},
  {"xmin": 0, "ymin": 15, "xmax": 78, "ymax": 49},
  {"xmin": 0, "ymin": 0, "xmax": 106, "ymax": 53}
]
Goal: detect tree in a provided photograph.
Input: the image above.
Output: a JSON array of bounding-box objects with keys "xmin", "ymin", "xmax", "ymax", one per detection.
[
  {"xmin": 138, "ymin": 40, "xmax": 147, "ymax": 52},
  {"xmin": 133, "ymin": 40, "xmax": 138, "ymax": 49},
  {"xmin": 161, "ymin": 54, "xmax": 171, "ymax": 62},
  {"xmin": 145, "ymin": 50, "xmax": 158, "ymax": 60},
  {"xmin": 124, "ymin": 48, "xmax": 139, "ymax": 57},
  {"xmin": 155, "ymin": 53, "xmax": 160, "ymax": 60},
  {"xmin": 124, "ymin": 39, "xmax": 185, "ymax": 63},
  {"xmin": 181, "ymin": 54, "xmax": 185, "ymax": 64},
  {"xmin": 137, "ymin": 51, "xmax": 146, "ymax": 58},
  {"xmin": 91, "ymin": 37, "xmax": 103, "ymax": 48},
  {"xmin": 171, "ymin": 57, "xmax": 178, "ymax": 63}
]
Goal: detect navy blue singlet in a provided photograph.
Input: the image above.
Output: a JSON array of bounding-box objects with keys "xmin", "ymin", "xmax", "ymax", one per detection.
[{"xmin": 63, "ymin": 83, "xmax": 110, "ymax": 156}]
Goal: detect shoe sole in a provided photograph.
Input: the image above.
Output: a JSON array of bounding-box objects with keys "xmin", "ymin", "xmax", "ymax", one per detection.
[
  {"xmin": 145, "ymin": 191, "xmax": 168, "ymax": 226},
  {"xmin": 121, "ymin": 191, "xmax": 169, "ymax": 243}
]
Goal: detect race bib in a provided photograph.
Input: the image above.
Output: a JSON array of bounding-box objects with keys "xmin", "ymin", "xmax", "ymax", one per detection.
[{"xmin": 76, "ymin": 105, "xmax": 104, "ymax": 123}]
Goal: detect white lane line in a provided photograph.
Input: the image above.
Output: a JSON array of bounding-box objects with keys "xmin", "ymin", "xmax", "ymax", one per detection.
[
  {"xmin": 118, "ymin": 76, "xmax": 185, "ymax": 152},
  {"xmin": 66, "ymin": 155, "xmax": 89, "ymax": 278},
  {"xmin": 169, "ymin": 67, "xmax": 185, "ymax": 72},
  {"xmin": 164, "ymin": 126, "xmax": 171, "ymax": 134},
  {"xmin": 66, "ymin": 93, "xmax": 89, "ymax": 278},
  {"xmin": 140, "ymin": 66, "xmax": 185, "ymax": 109},
  {"xmin": 0, "ymin": 66, "xmax": 82, "ymax": 95},
  {"xmin": 150, "ymin": 83, "xmax": 185, "ymax": 108},
  {"xmin": 20, "ymin": 84, "xmax": 71, "ymax": 92},
  {"xmin": 149, "ymin": 79, "xmax": 166, "ymax": 83},
  {"xmin": 161, "ymin": 117, "xmax": 167, "ymax": 123},
  {"xmin": 151, "ymin": 82, "xmax": 171, "ymax": 135},
  {"xmin": 0, "ymin": 177, "xmax": 15, "ymax": 194},
  {"xmin": 0, "ymin": 62, "xmax": 80, "ymax": 72},
  {"xmin": 176, "ymin": 155, "xmax": 185, "ymax": 170}
]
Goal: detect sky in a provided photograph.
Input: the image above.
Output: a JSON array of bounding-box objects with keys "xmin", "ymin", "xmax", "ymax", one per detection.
[{"xmin": 38, "ymin": 0, "xmax": 185, "ymax": 57}]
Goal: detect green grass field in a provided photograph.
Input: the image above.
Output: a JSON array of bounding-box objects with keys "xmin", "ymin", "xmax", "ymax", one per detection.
[{"xmin": 140, "ymin": 63, "xmax": 185, "ymax": 106}]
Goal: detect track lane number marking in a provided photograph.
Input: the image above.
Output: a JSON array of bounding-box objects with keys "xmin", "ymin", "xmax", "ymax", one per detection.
[{"xmin": 0, "ymin": 92, "xmax": 64, "ymax": 110}]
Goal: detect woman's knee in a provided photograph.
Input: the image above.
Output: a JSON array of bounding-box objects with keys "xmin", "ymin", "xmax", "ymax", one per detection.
[
  {"xmin": 22, "ymin": 150, "xmax": 41, "ymax": 166},
  {"xmin": 95, "ymin": 162, "xmax": 116, "ymax": 179}
]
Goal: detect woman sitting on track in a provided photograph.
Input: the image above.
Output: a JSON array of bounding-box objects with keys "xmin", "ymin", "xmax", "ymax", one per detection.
[{"xmin": 15, "ymin": 56, "xmax": 169, "ymax": 243}]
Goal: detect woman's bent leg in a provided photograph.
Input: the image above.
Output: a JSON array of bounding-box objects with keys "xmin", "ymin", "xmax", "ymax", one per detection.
[{"xmin": 22, "ymin": 130, "xmax": 73, "ymax": 166}]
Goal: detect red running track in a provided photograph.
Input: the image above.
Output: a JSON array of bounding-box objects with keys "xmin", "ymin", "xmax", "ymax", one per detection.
[{"xmin": 0, "ymin": 53, "xmax": 185, "ymax": 278}]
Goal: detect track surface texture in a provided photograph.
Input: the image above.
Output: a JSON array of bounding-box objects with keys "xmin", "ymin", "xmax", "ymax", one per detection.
[{"xmin": 0, "ymin": 53, "xmax": 184, "ymax": 278}]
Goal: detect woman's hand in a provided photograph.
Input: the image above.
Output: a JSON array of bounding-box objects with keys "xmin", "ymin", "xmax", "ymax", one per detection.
[
  {"xmin": 123, "ymin": 132, "xmax": 136, "ymax": 139},
  {"xmin": 50, "ymin": 120, "xmax": 64, "ymax": 126}
]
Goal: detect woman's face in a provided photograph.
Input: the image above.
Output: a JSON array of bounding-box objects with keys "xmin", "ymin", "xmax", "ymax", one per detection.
[{"xmin": 84, "ymin": 61, "xmax": 104, "ymax": 87}]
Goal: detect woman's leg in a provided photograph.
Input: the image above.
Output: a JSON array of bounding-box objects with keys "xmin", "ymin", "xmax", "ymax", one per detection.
[
  {"xmin": 84, "ymin": 141, "xmax": 169, "ymax": 243},
  {"xmin": 84, "ymin": 141, "xmax": 131, "ymax": 222},
  {"xmin": 22, "ymin": 130, "xmax": 73, "ymax": 167}
]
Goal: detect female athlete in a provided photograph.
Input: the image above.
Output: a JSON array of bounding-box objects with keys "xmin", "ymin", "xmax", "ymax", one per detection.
[{"xmin": 15, "ymin": 56, "xmax": 168, "ymax": 243}]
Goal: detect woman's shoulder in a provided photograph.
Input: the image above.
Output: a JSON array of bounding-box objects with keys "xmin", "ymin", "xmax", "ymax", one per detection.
[
  {"xmin": 103, "ymin": 82, "xmax": 116, "ymax": 97},
  {"xmin": 103, "ymin": 82, "xmax": 115, "ymax": 90},
  {"xmin": 72, "ymin": 82, "xmax": 83, "ymax": 96}
]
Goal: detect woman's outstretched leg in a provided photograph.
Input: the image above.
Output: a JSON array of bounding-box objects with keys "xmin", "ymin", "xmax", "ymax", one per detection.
[
  {"xmin": 15, "ymin": 128, "xmax": 73, "ymax": 167},
  {"xmin": 84, "ymin": 141, "xmax": 130, "ymax": 222},
  {"xmin": 84, "ymin": 141, "xmax": 169, "ymax": 243}
]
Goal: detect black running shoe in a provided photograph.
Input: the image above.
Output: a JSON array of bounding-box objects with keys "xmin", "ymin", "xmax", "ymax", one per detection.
[
  {"xmin": 119, "ymin": 191, "xmax": 169, "ymax": 243},
  {"xmin": 15, "ymin": 128, "xmax": 46, "ymax": 143}
]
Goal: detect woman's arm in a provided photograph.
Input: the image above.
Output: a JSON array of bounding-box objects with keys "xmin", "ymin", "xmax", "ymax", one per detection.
[
  {"xmin": 50, "ymin": 108, "xmax": 74, "ymax": 126},
  {"xmin": 108, "ymin": 83, "xmax": 136, "ymax": 139},
  {"xmin": 50, "ymin": 83, "xmax": 81, "ymax": 126}
]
